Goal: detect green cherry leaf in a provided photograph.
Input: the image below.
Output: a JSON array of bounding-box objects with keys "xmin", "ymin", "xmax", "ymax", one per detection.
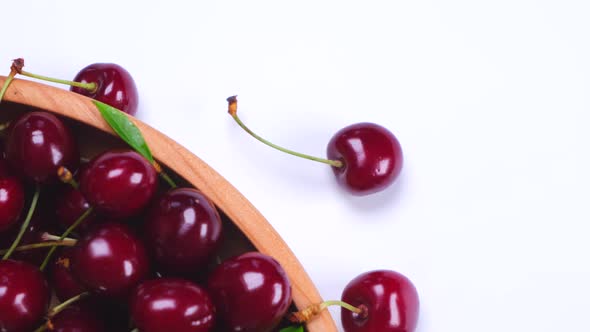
[
  {"xmin": 279, "ymin": 326, "xmax": 304, "ymax": 332},
  {"xmin": 93, "ymin": 100, "xmax": 154, "ymax": 163}
]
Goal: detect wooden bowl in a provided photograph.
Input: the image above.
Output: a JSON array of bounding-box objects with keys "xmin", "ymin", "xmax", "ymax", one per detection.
[{"xmin": 0, "ymin": 76, "xmax": 337, "ymax": 331}]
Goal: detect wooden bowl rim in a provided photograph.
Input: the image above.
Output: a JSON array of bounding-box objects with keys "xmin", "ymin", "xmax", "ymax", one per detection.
[{"xmin": 0, "ymin": 76, "xmax": 337, "ymax": 331}]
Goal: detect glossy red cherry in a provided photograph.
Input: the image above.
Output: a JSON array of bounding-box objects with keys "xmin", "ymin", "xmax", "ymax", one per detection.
[
  {"xmin": 71, "ymin": 63, "xmax": 139, "ymax": 115},
  {"xmin": 227, "ymin": 97, "xmax": 402, "ymax": 196},
  {"xmin": 143, "ymin": 188, "xmax": 222, "ymax": 277},
  {"xmin": 50, "ymin": 304, "xmax": 107, "ymax": 332},
  {"xmin": 0, "ymin": 176, "xmax": 25, "ymax": 231},
  {"xmin": 50, "ymin": 248, "xmax": 88, "ymax": 302},
  {"xmin": 130, "ymin": 278, "xmax": 215, "ymax": 332},
  {"xmin": 207, "ymin": 252, "xmax": 292, "ymax": 332},
  {"xmin": 6, "ymin": 111, "xmax": 79, "ymax": 183},
  {"xmin": 80, "ymin": 150, "xmax": 157, "ymax": 218},
  {"xmin": 0, "ymin": 259, "xmax": 50, "ymax": 332},
  {"xmin": 341, "ymin": 270, "xmax": 419, "ymax": 332},
  {"xmin": 71, "ymin": 223, "xmax": 149, "ymax": 297},
  {"xmin": 327, "ymin": 123, "xmax": 403, "ymax": 196}
]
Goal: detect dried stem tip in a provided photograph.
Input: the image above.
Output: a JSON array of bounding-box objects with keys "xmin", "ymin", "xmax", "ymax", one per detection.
[
  {"xmin": 11, "ymin": 58, "xmax": 24, "ymax": 74},
  {"xmin": 227, "ymin": 95, "xmax": 238, "ymax": 116},
  {"xmin": 57, "ymin": 166, "xmax": 73, "ymax": 183},
  {"xmin": 287, "ymin": 303, "xmax": 323, "ymax": 323}
]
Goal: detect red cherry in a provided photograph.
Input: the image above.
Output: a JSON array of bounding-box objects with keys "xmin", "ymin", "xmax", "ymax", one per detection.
[
  {"xmin": 226, "ymin": 97, "xmax": 403, "ymax": 196},
  {"xmin": 0, "ymin": 259, "xmax": 50, "ymax": 332},
  {"xmin": 5, "ymin": 111, "xmax": 79, "ymax": 183},
  {"xmin": 143, "ymin": 187, "xmax": 223, "ymax": 277},
  {"xmin": 79, "ymin": 150, "xmax": 157, "ymax": 218},
  {"xmin": 130, "ymin": 278, "xmax": 216, "ymax": 332},
  {"xmin": 341, "ymin": 270, "xmax": 419, "ymax": 332},
  {"xmin": 71, "ymin": 223, "xmax": 150, "ymax": 297},
  {"xmin": 71, "ymin": 63, "xmax": 139, "ymax": 115},
  {"xmin": 207, "ymin": 252, "xmax": 292, "ymax": 332},
  {"xmin": 327, "ymin": 123, "xmax": 403, "ymax": 195},
  {"xmin": 0, "ymin": 176, "xmax": 25, "ymax": 231}
]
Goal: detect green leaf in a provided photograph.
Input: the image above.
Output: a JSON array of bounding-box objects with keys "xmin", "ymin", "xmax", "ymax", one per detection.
[
  {"xmin": 93, "ymin": 100, "xmax": 154, "ymax": 163},
  {"xmin": 279, "ymin": 326, "xmax": 304, "ymax": 332}
]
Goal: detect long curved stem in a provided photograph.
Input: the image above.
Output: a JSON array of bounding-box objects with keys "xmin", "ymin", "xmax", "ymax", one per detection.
[
  {"xmin": 19, "ymin": 70, "xmax": 96, "ymax": 91},
  {"xmin": 2, "ymin": 185, "xmax": 41, "ymax": 260},
  {"xmin": 40, "ymin": 207, "xmax": 94, "ymax": 271},
  {"xmin": 227, "ymin": 96, "xmax": 343, "ymax": 168}
]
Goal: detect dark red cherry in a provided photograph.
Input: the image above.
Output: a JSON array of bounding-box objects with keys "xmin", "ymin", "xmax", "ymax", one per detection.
[
  {"xmin": 6, "ymin": 111, "xmax": 79, "ymax": 183},
  {"xmin": 55, "ymin": 186, "xmax": 96, "ymax": 232},
  {"xmin": 80, "ymin": 150, "xmax": 157, "ymax": 218},
  {"xmin": 0, "ymin": 259, "xmax": 50, "ymax": 332},
  {"xmin": 71, "ymin": 63, "xmax": 139, "ymax": 115},
  {"xmin": 143, "ymin": 188, "xmax": 222, "ymax": 277},
  {"xmin": 207, "ymin": 252, "xmax": 292, "ymax": 332},
  {"xmin": 0, "ymin": 176, "xmax": 25, "ymax": 231},
  {"xmin": 50, "ymin": 304, "xmax": 107, "ymax": 332},
  {"xmin": 327, "ymin": 123, "xmax": 403, "ymax": 195},
  {"xmin": 130, "ymin": 278, "xmax": 215, "ymax": 332},
  {"xmin": 341, "ymin": 270, "xmax": 419, "ymax": 332},
  {"xmin": 50, "ymin": 248, "xmax": 88, "ymax": 302},
  {"xmin": 71, "ymin": 223, "xmax": 149, "ymax": 297}
]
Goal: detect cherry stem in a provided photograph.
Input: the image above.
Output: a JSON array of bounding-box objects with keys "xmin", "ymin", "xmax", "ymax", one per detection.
[
  {"xmin": 41, "ymin": 232, "xmax": 77, "ymax": 244},
  {"xmin": 18, "ymin": 69, "xmax": 97, "ymax": 92},
  {"xmin": 0, "ymin": 67, "xmax": 18, "ymax": 104},
  {"xmin": 226, "ymin": 96, "xmax": 343, "ymax": 168},
  {"xmin": 287, "ymin": 300, "xmax": 365, "ymax": 324},
  {"xmin": 0, "ymin": 241, "xmax": 76, "ymax": 256},
  {"xmin": 153, "ymin": 161, "xmax": 177, "ymax": 188},
  {"xmin": 160, "ymin": 171, "xmax": 177, "ymax": 188},
  {"xmin": 33, "ymin": 292, "xmax": 91, "ymax": 332},
  {"xmin": 57, "ymin": 166, "xmax": 79, "ymax": 189},
  {"xmin": 321, "ymin": 300, "xmax": 363, "ymax": 313},
  {"xmin": 40, "ymin": 206, "xmax": 94, "ymax": 271},
  {"xmin": 2, "ymin": 184, "xmax": 41, "ymax": 260}
]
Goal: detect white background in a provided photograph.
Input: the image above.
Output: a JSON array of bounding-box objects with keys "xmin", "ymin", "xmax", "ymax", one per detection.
[{"xmin": 3, "ymin": 1, "xmax": 590, "ymax": 331}]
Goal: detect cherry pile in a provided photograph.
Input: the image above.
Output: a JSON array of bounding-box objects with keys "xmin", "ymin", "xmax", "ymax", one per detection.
[
  {"xmin": 0, "ymin": 108, "xmax": 295, "ymax": 332},
  {"xmin": 0, "ymin": 61, "xmax": 420, "ymax": 332}
]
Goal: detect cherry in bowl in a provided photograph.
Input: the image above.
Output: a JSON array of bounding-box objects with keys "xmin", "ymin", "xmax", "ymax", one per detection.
[
  {"xmin": 143, "ymin": 187, "xmax": 223, "ymax": 277},
  {"xmin": 207, "ymin": 252, "xmax": 292, "ymax": 332},
  {"xmin": 130, "ymin": 278, "xmax": 215, "ymax": 332}
]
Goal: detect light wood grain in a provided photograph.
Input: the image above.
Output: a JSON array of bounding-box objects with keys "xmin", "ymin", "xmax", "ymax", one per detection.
[{"xmin": 0, "ymin": 76, "xmax": 337, "ymax": 332}]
